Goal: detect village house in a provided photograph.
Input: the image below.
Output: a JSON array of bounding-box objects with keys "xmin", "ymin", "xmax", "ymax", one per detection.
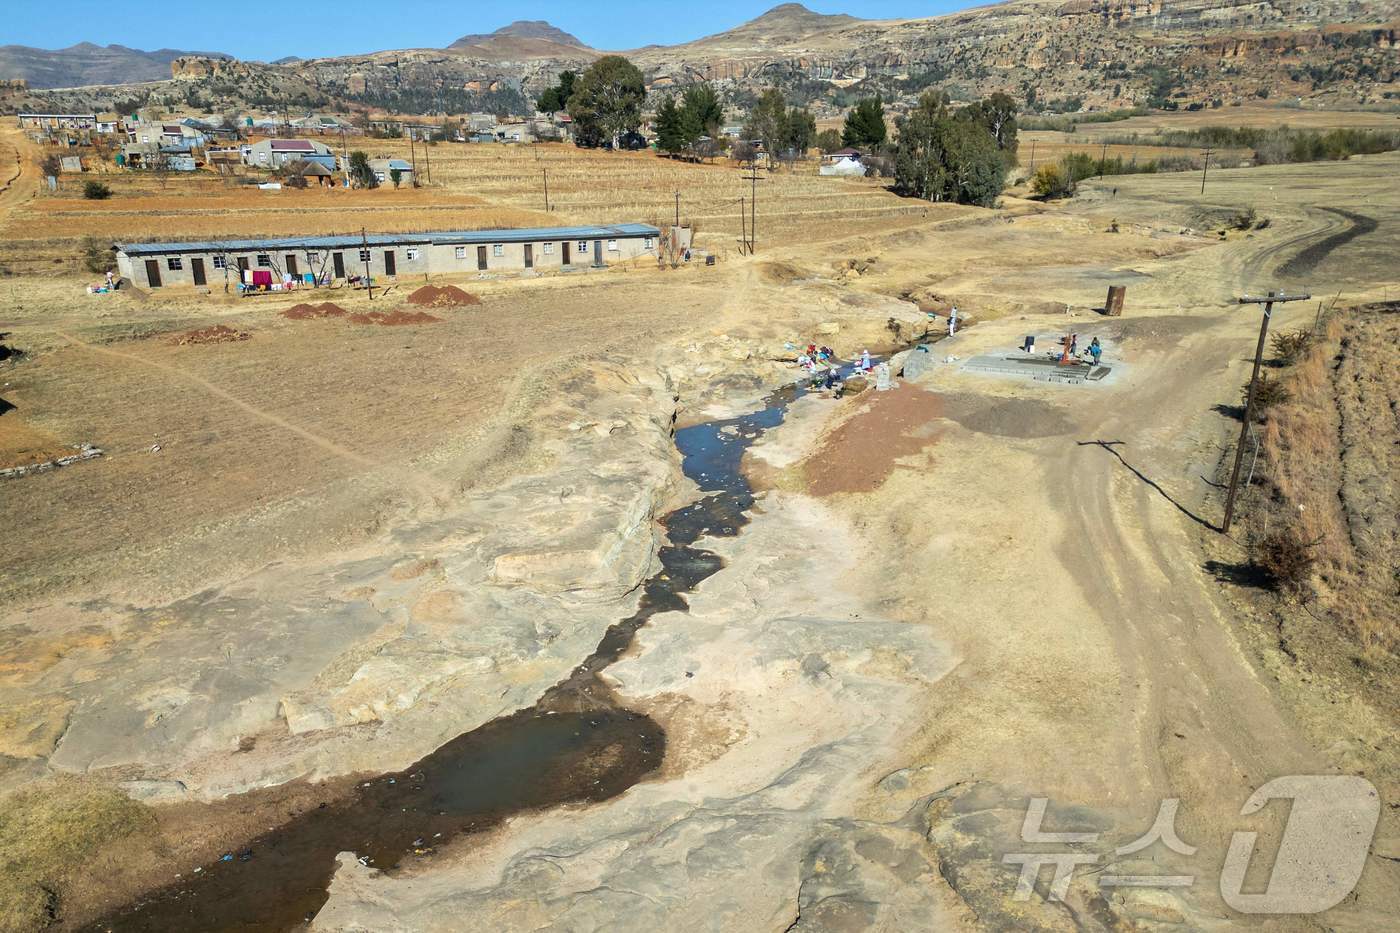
[
  {"xmin": 244, "ymin": 138, "xmax": 336, "ymax": 170},
  {"xmin": 293, "ymin": 162, "xmax": 336, "ymax": 186},
  {"xmin": 95, "ymin": 113, "xmax": 123, "ymax": 134},
  {"xmin": 369, "ymin": 158, "xmax": 413, "ymax": 184},
  {"xmin": 118, "ymin": 141, "xmax": 160, "ymax": 168},
  {"xmin": 114, "ymin": 224, "xmax": 663, "ymax": 289},
  {"xmin": 819, "ymin": 147, "xmax": 866, "ymax": 176},
  {"xmin": 17, "ymin": 113, "xmax": 96, "ymax": 130}
]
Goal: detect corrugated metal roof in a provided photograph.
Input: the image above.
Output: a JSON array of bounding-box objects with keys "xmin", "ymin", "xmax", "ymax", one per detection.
[{"xmin": 114, "ymin": 224, "xmax": 660, "ymax": 256}]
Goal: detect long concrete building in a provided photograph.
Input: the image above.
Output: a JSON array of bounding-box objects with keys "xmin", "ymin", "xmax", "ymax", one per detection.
[{"xmin": 114, "ymin": 224, "xmax": 664, "ymax": 289}]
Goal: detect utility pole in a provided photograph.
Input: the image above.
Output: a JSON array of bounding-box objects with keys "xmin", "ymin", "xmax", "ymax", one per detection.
[
  {"xmin": 739, "ymin": 196, "xmax": 747, "ymax": 255},
  {"xmin": 674, "ymin": 190, "xmax": 680, "ymax": 229},
  {"xmin": 361, "ymin": 227, "xmax": 374, "ymax": 301},
  {"xmin": 1221, "ymin": 290, "xmax": 1311, "ymax": 533},
  {"xmin": 340, "ymin": 126, "xmax": 349, "ymax": 188},
  {"xmin": 422, "ymin": 131, "xmax": 431, "ymax": 185},
  {"xmin": 1028, "ymin": 139, "xmax": 1036, "ymax": 173},
  {"xmin": 542, "ymin": 168, "xmax": 550, "ymax": 211},
  {"xmin": 1098, "ymin": 141, "xmax": 1109, "ymax": 179},
  {"xmin": 1200, "ymin": 147, "xmax": 1211, "ymax": 195},
  {"xmin": 408, "ymin": 128, "xmax": 418, "ymax": 187},
  {"xmin": 742, "ymin": 142, "xmax": 760, "ymax": 254}
]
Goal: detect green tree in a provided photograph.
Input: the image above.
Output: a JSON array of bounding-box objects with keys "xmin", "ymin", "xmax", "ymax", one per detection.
[
  {"xmin": 348, "ymin": 150, "xmax": 377, "ymax": 188},
  {"xmin": 785, "ymin": 107, "xmax": 817, "ymax": 154},
  {"xmin": 962, "ymin": 92, "xmax": 1019, "ymax": 154},
  {"xmin": 941, "ymin": 118, "xmax": 1006, "ymax": 206},
  {"xmin": 744, "ymin": 88, "xmax": 789, "ymax": 155},
  {"xmin": 389, "ymin": 167, "xmax": 402, "ymax": 188},
  {"xmin": 842, "ymin": 95, "xmax": 887, "ymax": 148},
  {"xmin": 82, "ymin": 181, "xmax": 111, "ymax": 200},
  {"xmin": 681, "ymin": 83, "xmax": 723, "ymax": 137},
  {"xmin": 816, "ymin": 128, "xmax": 843, "ymax": 152},
  {"xmin": 892, "ymin": 90, "xmax": 1007, "ymax": 206},
  {"xmin": 537, "ymin": 69, "xmax": 577, "ymax": 112},
  {"xmin": 567, "ymin": 56, "xmax": 645, "ymax": 147},
  {"xmin": 655, "ymin": 95, "xmax": 687, "ymax": 157}
]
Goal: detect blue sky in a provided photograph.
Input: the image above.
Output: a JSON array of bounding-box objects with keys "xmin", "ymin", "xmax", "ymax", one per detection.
[{"xmin": 7, "ymin": 1, "xmax": 972, "ymax": 61}]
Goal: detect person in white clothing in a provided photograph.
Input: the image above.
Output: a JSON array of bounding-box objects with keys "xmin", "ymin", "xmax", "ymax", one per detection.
[{"xmin": 948, "ymin": 306, "xmax": 958, "ymax": 336}]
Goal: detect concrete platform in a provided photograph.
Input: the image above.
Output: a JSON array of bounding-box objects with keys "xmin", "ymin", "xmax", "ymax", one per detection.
[{"xmin": 963, "ymin": 354, "xmax": 1112, "ymax": 385}]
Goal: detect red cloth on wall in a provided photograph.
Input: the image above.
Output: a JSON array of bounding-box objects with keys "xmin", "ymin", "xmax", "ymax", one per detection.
[{"xmin": 251, "ymin": 270, "xmax": 273, "ymax": 287}]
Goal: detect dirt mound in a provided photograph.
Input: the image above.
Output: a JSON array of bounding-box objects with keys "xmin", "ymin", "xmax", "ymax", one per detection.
[
  {"xmin": 758, "ymin": 261, "xmax": 809, "ymax": 285},
  {"xmin": 407, "ymin": 285, "xmax": 481, "ymax": 308},
  {"xmin": 169, "ymin": 325, "xmax": 250, "ymax": 346},
  {"xmin": 282, "ymin": 302, "xmax": 348, "ymax": 320},
  {"xmin": 347, "ymin": 309, "xmax": 442, "ymax": 326}
]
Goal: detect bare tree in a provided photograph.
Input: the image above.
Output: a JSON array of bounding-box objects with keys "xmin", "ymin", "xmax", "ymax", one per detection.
[{"xmin": 150, "ymin": 151, "xmax": 171, "ymax": 190}]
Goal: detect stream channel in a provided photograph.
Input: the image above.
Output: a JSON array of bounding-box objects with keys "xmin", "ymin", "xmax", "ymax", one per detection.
[{"xmin": 90, "ymin": 358, "xmax": 876, "ymax": 931}]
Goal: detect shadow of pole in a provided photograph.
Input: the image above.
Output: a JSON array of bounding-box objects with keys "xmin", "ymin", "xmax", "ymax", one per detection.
[{"xmin": 1078, "ymin": 439, "xmax": 1219, "ymax": 532}]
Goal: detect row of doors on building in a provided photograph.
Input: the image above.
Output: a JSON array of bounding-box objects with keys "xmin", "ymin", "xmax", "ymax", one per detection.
[{"xmin": 145, "ymin": 241, "xmax": 601, "ymax": 287}]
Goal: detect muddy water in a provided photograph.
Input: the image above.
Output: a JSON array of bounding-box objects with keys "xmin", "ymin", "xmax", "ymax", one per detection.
[{"xmin": 89, "ymin": 364, "xmax": 856, "ymax": 931}]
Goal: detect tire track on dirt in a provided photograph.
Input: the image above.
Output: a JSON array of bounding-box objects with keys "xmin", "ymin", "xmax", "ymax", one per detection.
[
  {"xmin": 1276, "ymin": 207, "xmax": 1378, "ymax": 279},
  {"xmin": 55, "ymin": 329, "xmax": 447, "ymax": 500}
]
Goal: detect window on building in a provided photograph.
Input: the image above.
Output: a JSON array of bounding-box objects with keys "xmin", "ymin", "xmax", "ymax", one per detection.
[
  {"xmin": 307, "ymin": 252, "xmax": 320, "ymax": 264},
  {"xmin": 358, "ymin": 249, "xmax": 371, "ymax": 262},
  {"xmin": 607, "ymin": 239, "xmax": 619, "ymax": 252},
  {"xmin": 212, "ymin": 255, "xmax": 226, "ymax": 269},
  {"xmin": 406, "ymin": 247, "xmax": 419, "ymax": 261},
  {"xmin": 454, "ymin": 246, "xmax": 466, "ymax": 259},
  {"xmin": 577, "ymin": 241, "xmax": 588, "ymax": 253},
  {"xmin": 643, "ymin": 237, "xmax": 654, "ymax": 249},
  {"xmin": 256, "ymin": 254, "xmax": 271, "ymax": 267},
  {"xmin": 543, "ymin": 242, "xmax": 554, "ymax": 255},
  {"xmin": 493, "ymin": 244, "xmax": 504, "ymax": 257},
  {"xmin": 167, "ymin": 257, "xmax": 183, "ymax": 271}
]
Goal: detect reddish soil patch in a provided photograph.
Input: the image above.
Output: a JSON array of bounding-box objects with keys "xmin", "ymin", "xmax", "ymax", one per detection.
[
  {"xmin": 282, "ymin": 302, "xmax": 348, "ymax": 320},
  {"xmin": 407, "ymin": 285, "xmax": 481, "ymax": 308},
  {"xmin": 803, "ymin": 386, "xmax": 944, "ymax": 497},
  {"xmin": 169, "ymin": 325, "xmax": 250, "ymax": 346},
  {"xmin": 347, "ymin": 309, "xmax": 442, "ymax": 326}
]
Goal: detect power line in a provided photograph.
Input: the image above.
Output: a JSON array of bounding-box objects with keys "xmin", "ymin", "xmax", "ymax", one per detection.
[{"xmin": 1221, "ymin": 290, "xmax": 1311, "ymax": 533}]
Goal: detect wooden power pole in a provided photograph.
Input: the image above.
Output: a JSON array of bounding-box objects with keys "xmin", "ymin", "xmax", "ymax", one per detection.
[
  {"xmin": 361, "ymin": 227, "xmax": 374, "ymax": 301},
  {"xmin": 1221, "ymin": 291, "xmax": 1310, "ymax": 532},
  {"xmin": 739, "ymin": 196, "xmax": 747, "ymax": 255},
  {"xmin": 1200, "ymin": 147, "xmax": 1212, "ymax": 195}
]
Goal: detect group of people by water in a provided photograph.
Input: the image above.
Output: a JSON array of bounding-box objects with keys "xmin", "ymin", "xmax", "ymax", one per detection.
[{"xmin": 792, "ymin": 344, "xmax": 883, "ymax": 395}]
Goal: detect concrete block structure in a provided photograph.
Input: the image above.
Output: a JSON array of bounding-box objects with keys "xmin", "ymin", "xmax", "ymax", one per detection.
[{"xmin": 115, "ymin": 224, "xmax": 662, "ymax": 289}]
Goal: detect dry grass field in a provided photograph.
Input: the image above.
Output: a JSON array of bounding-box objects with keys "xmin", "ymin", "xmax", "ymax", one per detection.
[{"xmin": 0, "ymin": 128, "xmax": 940, "ymax": 275}]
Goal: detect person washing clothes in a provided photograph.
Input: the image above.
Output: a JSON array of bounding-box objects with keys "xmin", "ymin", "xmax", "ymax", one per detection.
[
  {"xmin": 948, "ymin": 306, "xmax": 958, "ymax": 336},
  {"xmin": 860, "ymin": 349, "xmax": 872, "ymax": 372}
]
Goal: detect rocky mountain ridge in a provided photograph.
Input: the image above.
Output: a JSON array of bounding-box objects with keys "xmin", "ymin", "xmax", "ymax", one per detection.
[
  {"xmin": 0, "ymin": 42, "xmax": 231, "ymax": 90},
  {"xmin": 9, "ymin": 1, "xmax": 1399, "ymax": 115}
]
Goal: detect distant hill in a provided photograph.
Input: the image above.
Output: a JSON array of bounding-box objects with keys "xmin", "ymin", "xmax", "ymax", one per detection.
[
  {"xmin": 672, "ymin": 2, "xmax": 862, "ymax": 49},
  {"xmin": 449, "ymin": 21, "xmax": 588, "ymax": 51},
  {"xmin": 0, "ymin": 42, "xmax": 231, "ymax": 89}
]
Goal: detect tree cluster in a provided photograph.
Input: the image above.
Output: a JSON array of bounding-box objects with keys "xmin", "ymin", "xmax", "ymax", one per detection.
[
  {"xmin": 742, "ymin": 89, "xmax": 818, "ymax": 159},
  {"xmin": 654, "ymin": 83, "xmax": 724, "ymax": 158},
  {"xmin": 535, "ymin": 71, "xmax": 577, "ymax": 114},
  {"xmin": 891, "ymin": 90, "xmax": 1019, "ymax": 207},
  {"xmin": 567, "ymin": 56, "xmax": 646, "ymax": 148},
  {"xmin": 842, "ymin": 96, "xmax": 887, "ymax": 148},
  {"xmin": 348, "ymin": 150, "xmax": 377, "ymax": 189}
]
